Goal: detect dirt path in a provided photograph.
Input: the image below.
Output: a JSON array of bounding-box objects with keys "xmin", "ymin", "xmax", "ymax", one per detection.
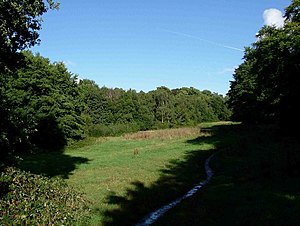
[{"xmin": 135, "ymin": 153, "xmax": 215, "ymax": 226}]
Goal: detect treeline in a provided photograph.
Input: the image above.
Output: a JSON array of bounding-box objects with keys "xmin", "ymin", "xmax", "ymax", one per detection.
[
  {"xmin": 1, "ymin": 51, "xmax": 230, "ymax": 160},
  {"xmin": 79, "ymin": 80, "xmax": 231, "ymax": 136},
  {"xmin": 227, "ymin": 0, "xmax": 300, "ymax": 135}
]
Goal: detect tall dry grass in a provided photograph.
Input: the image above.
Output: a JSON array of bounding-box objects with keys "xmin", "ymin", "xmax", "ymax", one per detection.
[{"xmin": 123, "ymin": 127, "xmax": 202, "ymax": 140}]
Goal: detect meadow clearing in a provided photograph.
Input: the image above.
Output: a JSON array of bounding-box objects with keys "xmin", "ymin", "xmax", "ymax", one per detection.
[{"xmin": 20, "ymin": 122, "xmax": 300, "ymax": 226}]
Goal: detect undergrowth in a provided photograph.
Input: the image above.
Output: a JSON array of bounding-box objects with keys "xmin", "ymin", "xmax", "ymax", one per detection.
[{"xmin": 0, "ymin": 167, "xmax": 90, "ymax": 225}]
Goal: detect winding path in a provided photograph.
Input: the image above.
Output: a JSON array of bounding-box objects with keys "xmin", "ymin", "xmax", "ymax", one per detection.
[{"xmin": 135, "ymin": 153, "xmax": 216, "ymax": 226}]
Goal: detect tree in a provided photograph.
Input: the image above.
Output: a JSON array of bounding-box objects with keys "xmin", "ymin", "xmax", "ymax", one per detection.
[
  {"xmin": 228, "ymin": 0, "xmax": 300, "ymax": 133},
  {"xmin": 285, "ymin": 0, "xmax": 300, "ymax": 22},
  {"xmin": 0, "ymin": 0, "xmax": 59, "ymax": 162},
  {"xmin": 78, "ymin": 82, "xmax": 230, "ymax": 136},
  {"xmin": 6, "ymin": 51, "xmax": 85, "ymax": 151},
  {"xmin": 227, "ymin": 55, "xmax": 260, "ymax": 123},
  {"xmin": 78, "ymin": 79, "xmax": 108, "ymax": 125},
  {"xmin": 152, "ymin": 87, "xmax": 175, "ymax": 126},
  {"xmin": 210, "ymin": 93, "xmax": 231, "ymax": 121},
  {"xmin": 0, "ymin": 0, "xmax": 59, "ymax": 71},
  {"xmin": 136, "ymin": 91, "xmax": 155, "ymax": 130}
]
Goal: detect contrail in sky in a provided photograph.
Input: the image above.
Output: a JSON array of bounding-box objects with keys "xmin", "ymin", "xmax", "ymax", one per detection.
[{"xmin": 162, "ymin": 29, "xmax": 244, "ymax": 52}]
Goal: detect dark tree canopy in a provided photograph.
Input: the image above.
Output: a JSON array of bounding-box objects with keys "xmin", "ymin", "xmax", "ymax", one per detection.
[
  {"xmin": 228, "ymin": 0, "xmax": 300, "ymax": 134},
  {"xmin": 2, "ymin": 51, "xmax": 85, "ymax": 153},
  {"xmin": 1, "ymin": 0, "xmax": 60, "ymax": 163}
]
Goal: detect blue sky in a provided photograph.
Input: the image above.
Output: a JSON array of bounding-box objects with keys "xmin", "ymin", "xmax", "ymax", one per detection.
[{"xmin": 32, "ymin": 0, "xmax": 288, "ymax": 95}]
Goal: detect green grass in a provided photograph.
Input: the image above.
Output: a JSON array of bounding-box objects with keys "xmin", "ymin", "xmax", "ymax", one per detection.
[
  {"xmin": 19, "ymin": 122, "xmax": 300, "ymax": 226},
  {"xmin": 66, "ymin": 134, "xmax": 215, "ymax": 225},
  {"xmin": 20, "ymin": 126, "xmax": 216, "ymax": 225}
]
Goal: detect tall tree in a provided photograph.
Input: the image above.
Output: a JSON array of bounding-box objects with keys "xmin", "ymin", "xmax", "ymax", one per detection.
[
  {"xmin": 6, "ymin": 51, "xmax": 85, "ymax": 151},
  {"xmin": 0, "ymin": 0, "xmax": 58, "ymax": 162},
  {"xmin": 152, "ymin": 87, "xmax": 174, "ymax": 125},
  {"xmin": 78, "ymin": 79, "xmax": 108, "ymax": 125},
  {"xmin": 228, "ymin": 0, "xmax": 300, "ymax": 133}
]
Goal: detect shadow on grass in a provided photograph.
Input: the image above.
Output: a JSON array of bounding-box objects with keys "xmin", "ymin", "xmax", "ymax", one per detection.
[
  {"xmin": 155, "ymin": 124, "xmax": 300, "ymax": 226},
  {"xmin": 18, "ymin": 150, "xmax": 90, "ymax": 179},
  {"xmin": 101, "ymin": 126, "xmax": 223, "ymax": 226},
  {"xmin": 102, "ymin": 124, "xmax": 300, "ymax": 226}
]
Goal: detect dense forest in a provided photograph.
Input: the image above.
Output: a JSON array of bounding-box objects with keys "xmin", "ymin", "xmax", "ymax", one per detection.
[{"xmin": 79, "ymin": 79, "xmax": 231, "ymax": 136}]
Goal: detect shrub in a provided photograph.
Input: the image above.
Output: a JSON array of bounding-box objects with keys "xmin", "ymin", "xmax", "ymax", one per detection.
[
  {"xmin": 87, "ymin": 123, "xmax": 140, "ymax": 137},
  {"xmin": 0, "ymin": 167, "xmax": 90, "ymax": 225}
]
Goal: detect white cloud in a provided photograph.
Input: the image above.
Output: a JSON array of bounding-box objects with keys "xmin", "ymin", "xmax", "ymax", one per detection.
[{"xmin": 263, "ymin": 8, "xmax": 285, "ymax": 28}]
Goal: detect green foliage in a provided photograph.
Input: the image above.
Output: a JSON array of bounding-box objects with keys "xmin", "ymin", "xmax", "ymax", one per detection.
[
  {"xmin": 227, "ymin": 58, "xmax": 260, "ymax": 123},
  {"xmin": 4, "ymin": 51, "xmax": 86, "ymax": 152},
  {"xmin": 152, "ymin": 86, "xmax": 174, "ymax": 124},
  {"xmin": 0, "ymin": 0, "xmax": 59, "ymax": 71},
  {"xmin": 87, "ymin": 123, "xmax": 140, "ymax": 137},
  {"xmin": 228, "ymin": 0, "xmax": 300, "ymax": 132},
  {"xmin": 285, "ymin": 0, "xmax": 300, "ymax": 22},
  {"xmin": 0, "ymin": 0, "xmax": 60, "ymax": 162},
  {"xmin": 0, "ymin": 167, "xmax": 90, "ymax": 225},
  {"xmin": 79, "ymin": 81, "xmax": 231, "ymax": 137}
]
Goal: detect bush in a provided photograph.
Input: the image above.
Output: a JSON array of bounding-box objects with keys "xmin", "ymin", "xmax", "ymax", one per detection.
[
  {"xmin": 87, "ymin": 123, "xmax": 140, "ymax": 137},
  {"xmin": 0, "ymin": 167, "xmax": 90, "ymax": 225}
]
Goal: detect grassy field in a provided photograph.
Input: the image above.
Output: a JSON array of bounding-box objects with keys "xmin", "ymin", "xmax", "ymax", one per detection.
[
  {"xmin": 20, "ymin": 125, "xmax": 222, "ymax": 225},
  {"xmin": 19, "ymin": 122, "xmax": 300, "ymax": 226}
]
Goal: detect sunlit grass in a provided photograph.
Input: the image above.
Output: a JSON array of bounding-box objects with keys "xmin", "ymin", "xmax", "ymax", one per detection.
[{"xmin": 63, "ymin": 126, "xmax": 214, "ymax": 225}]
